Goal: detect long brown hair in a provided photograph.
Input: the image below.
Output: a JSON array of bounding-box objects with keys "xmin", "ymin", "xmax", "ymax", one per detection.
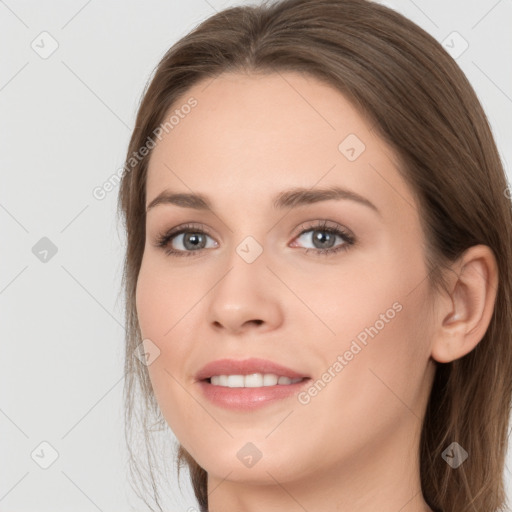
[{"xmin": 117, "ymin": 1, "xmax": 512, "ymax": 510}]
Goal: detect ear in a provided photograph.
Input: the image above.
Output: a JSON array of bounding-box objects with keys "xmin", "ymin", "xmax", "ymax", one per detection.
[{"xmin": 430, "ymin": 244, "xmax": 499, "ymax": 363}]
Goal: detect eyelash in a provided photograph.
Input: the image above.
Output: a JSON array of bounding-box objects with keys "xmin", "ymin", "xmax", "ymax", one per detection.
[{"xmin": 154, "ymin": 220, "xmax": 355, "ymax": 258}]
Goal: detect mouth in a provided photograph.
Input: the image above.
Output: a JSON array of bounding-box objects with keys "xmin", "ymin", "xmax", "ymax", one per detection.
[
  {"xmin": 204, "ymin": 373, "xmax": 308, "ymax": 387},
  {"xmin": 195, "ymin": 358, "xmax": 312, "ymax": 410},
  {"xmin": 195, "ymin": 356, "xmax": 310, "ymax": 382}
]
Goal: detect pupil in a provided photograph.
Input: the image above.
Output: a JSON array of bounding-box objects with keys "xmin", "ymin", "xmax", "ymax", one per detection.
[
  {"xmin": 313, "ymin": 231, "xmax": 334, "ymax": 249},
  {"xmin": 184, "ymin": 233, "xmax": 204, "ymax": 250}
]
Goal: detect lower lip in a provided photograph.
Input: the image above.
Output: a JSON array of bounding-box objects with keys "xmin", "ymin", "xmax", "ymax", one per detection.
[{"xmin": 197, "ymin": 379, "xmax": 311, "ymax": 410}]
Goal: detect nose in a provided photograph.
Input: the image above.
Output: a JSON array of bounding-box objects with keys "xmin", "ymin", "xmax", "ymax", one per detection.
[{"xmin": 206, "ymin": 253, "xmax": 284, "ymax": 336}]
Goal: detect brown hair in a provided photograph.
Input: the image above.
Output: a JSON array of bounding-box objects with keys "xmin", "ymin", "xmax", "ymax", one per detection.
[{"xmin": 117, "ymin": 1, "xmax": 512, "ymax": 511}]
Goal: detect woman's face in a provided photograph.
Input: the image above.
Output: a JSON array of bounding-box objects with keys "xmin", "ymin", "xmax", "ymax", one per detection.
[{"xmin": 136, "ymin": 71, "xmax": 437, "ymax": 489}]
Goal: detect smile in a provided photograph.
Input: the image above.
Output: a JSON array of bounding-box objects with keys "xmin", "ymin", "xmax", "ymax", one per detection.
[{"xmin": 209, "ymin": 373, "xmax": 305, "ymax": 387}]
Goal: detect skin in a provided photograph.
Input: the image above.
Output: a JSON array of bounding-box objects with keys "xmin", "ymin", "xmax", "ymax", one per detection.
[{"xmin": 135, "ymin": 71, "xmax": 498, "ymax": 512}]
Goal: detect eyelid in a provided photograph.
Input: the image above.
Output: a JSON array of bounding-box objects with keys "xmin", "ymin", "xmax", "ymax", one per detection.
[
  {"xmin": 154, "ymin": 222, "xmax": 217, "ymax": 247},
  {"xmin": 292, "ymin": 219, "xmax": 353, "ymax": 239},
  {"xmin": 154, "ymin": 220, "xmax": 349, "ymax": 244}
]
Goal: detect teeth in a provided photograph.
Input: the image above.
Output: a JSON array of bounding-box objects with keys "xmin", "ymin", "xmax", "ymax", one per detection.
[{"xmin": 209, "ymin": 373, "xmax": 303, "ymax": 388}]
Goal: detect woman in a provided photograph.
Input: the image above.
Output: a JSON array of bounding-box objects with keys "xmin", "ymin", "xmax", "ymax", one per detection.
[{"xmin": 117, "ymin": 0, "xmax": 512, "ymax": 511}]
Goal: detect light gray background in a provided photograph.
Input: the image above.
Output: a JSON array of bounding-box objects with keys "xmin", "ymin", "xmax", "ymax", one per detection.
[{"xmin": 1, "ymin": 0, "xmax": 511, "ymax": 511}]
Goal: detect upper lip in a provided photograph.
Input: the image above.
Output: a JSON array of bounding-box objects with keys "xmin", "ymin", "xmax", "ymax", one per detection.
[{"xmin": 195, "ymin": 357, "xmax": 310, "ymax": 381}]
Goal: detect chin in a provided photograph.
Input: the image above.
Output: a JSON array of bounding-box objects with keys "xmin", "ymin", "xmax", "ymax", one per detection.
[{"xmin": 196, "ymin": 444, "xmax": 310, "ymax": 485}]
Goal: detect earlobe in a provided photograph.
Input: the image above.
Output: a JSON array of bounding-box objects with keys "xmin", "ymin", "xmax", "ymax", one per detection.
[{"xmin": 430, "ymin": 245, "xmax": 498, "ymax": 364}]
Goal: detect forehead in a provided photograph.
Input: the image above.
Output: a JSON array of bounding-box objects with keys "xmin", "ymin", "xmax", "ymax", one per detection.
[{"xmin": 145, "ymin": 71, "xmax": 416, "ymax": 220}]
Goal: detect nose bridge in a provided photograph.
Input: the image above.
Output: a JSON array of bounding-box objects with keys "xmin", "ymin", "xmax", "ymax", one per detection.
[
  {"xmin": 206, "ymin": 232, "xmax": 283, "ymax": 332},
  {"xmin": 217, "ymin": 205, "xmax": 270, "ymax": 275},
  {"xmin": 217, "ymin": 233, "xmax": 269, "ymax": 299}
]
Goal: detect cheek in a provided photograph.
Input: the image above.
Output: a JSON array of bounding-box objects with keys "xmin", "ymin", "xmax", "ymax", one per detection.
[
  {"xmin": 135, "ymin": 266, "xmax": 178, "ymax": 353},
  {"xmin": 135, "ymin": 257, "xmax": 191, "ymax": 340},
  {"xmin": 135, "ymin": 260, "xmax": 200, "ymax": 422},
  {"xmin": 312, "ymin": 253, "xmax": 432, "ymax": 410},
  {"xmin": 296, "ymin": 287, "xmax": 432, "ymax": 455}
]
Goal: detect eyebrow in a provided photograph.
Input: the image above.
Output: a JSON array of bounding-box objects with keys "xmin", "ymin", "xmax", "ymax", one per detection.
[{"xmin": 145, "ymin": 186, "xmax": 381, "ymax": 216}]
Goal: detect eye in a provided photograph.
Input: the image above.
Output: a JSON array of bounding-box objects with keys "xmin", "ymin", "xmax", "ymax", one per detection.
[
  {"xmin": 155, "ymin": 223, "xmax": 217, "ymax": 257},
  {"xmin": 154, "ymin": 220, "xmax": 355, "ymax": 257},
  {"xmin": 291, "ymin": 220, "xmax": 355, "ymax": 256}
]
